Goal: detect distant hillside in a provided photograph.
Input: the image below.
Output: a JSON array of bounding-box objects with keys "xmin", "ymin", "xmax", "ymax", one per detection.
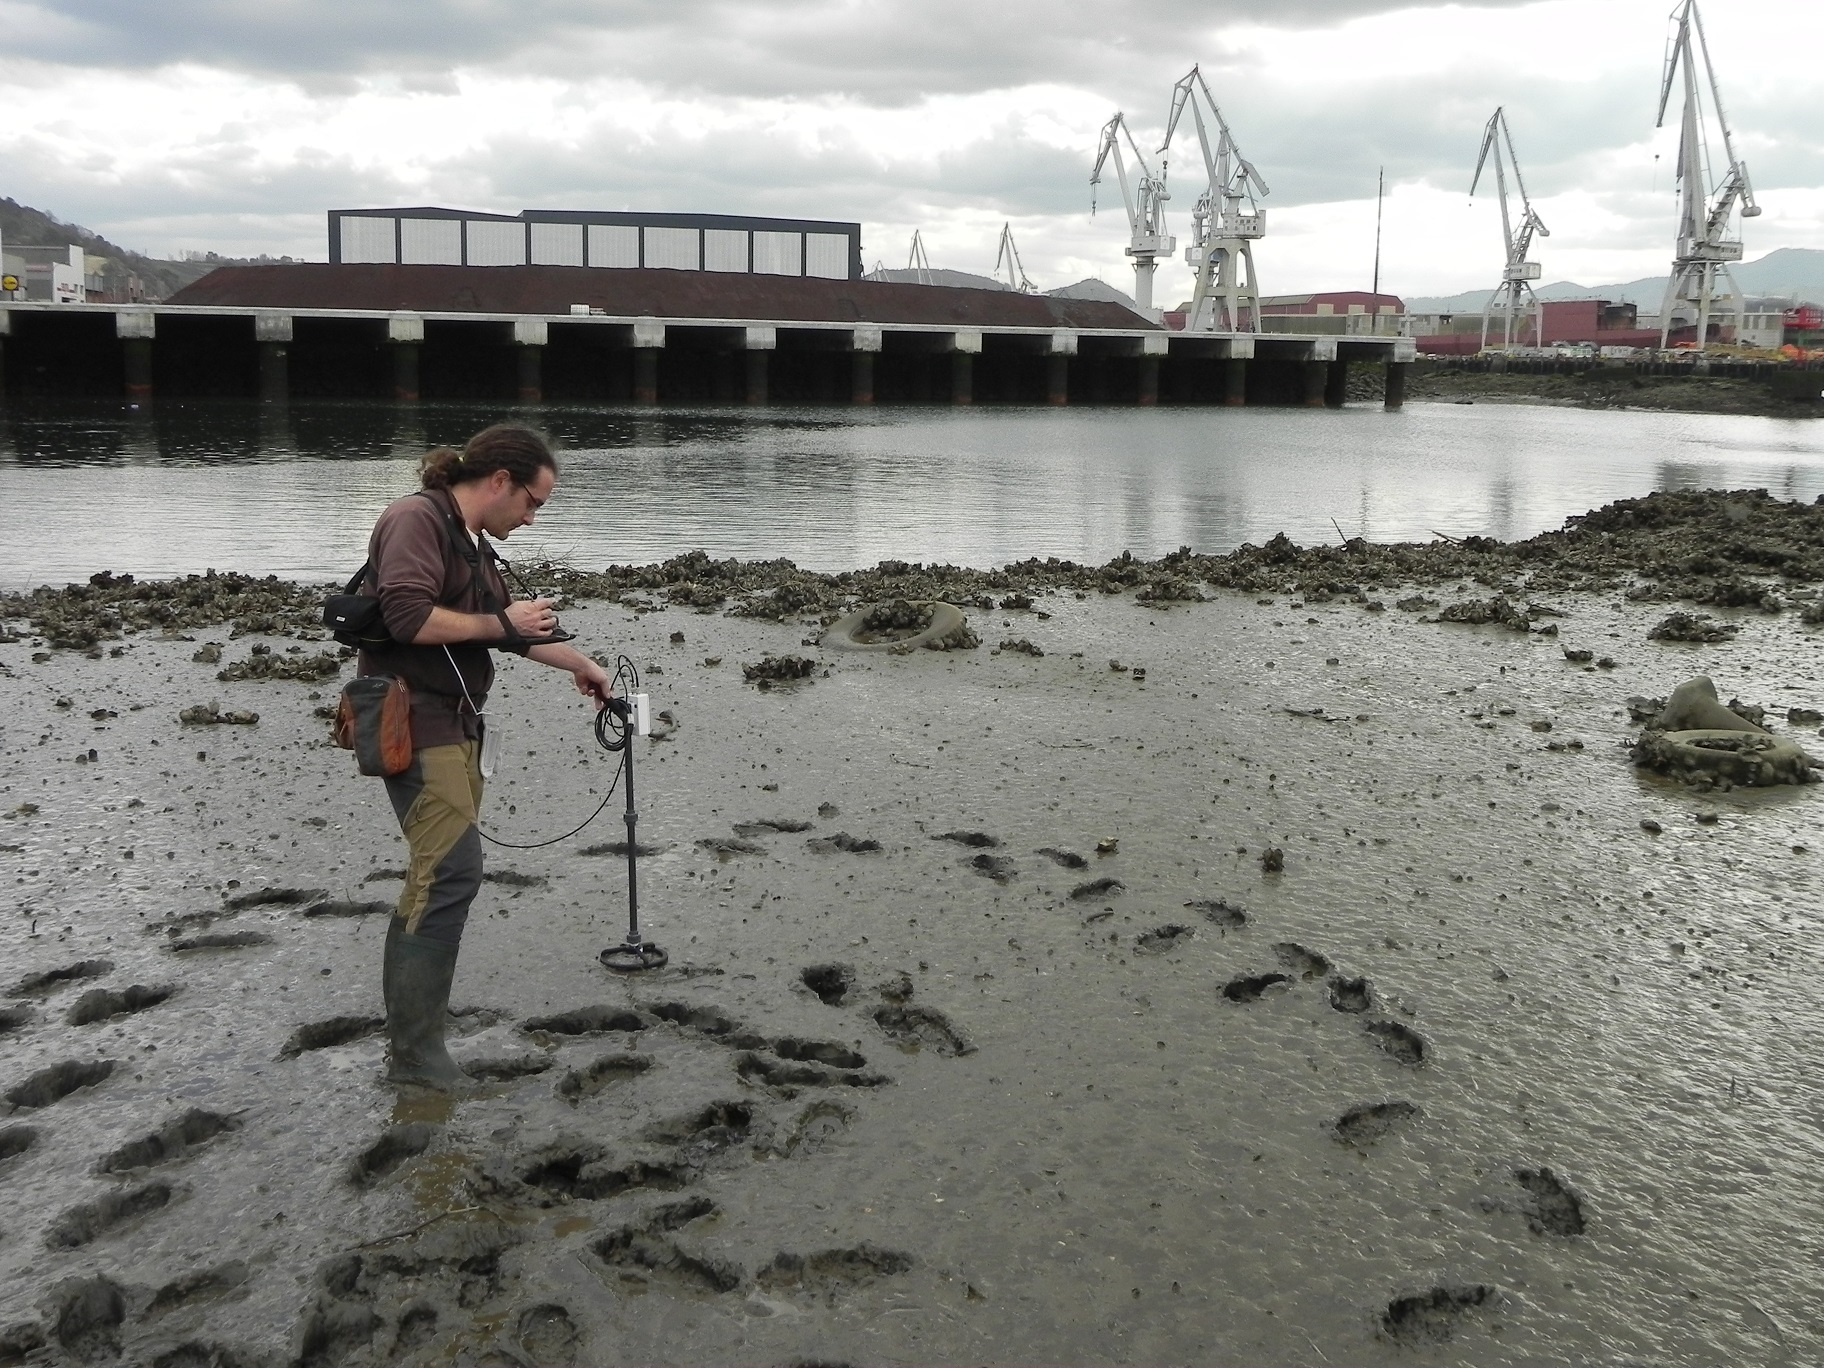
[
  {"xmin": 866, "ymin": 266, "xmax": 1011, "ymax": 291},
  {"xmin": 0, "ymin": 198, "xmax": 304, "ymax": 300},
  {"xmin": 1045, "ymin": 277, "xmax": 1136, "ymax": 308},
  {"xmin": 1405, "ymin": 247, "xmax": 1824, "ymax": 313}
]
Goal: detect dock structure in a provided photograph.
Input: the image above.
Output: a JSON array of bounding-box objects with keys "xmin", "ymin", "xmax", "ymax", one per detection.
[{"xmin": 0, "ymin": 265, "xmax": 1415, "ymax": 410}]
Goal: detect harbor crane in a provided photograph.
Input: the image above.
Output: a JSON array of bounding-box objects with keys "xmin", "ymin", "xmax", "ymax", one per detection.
[
  {"xmin": 906, "ymin": 229, "xmax": 934, "ymax": 287},
  {"xmin": 1469, "ymin": 106, "xmax": 1550, "ymax": 352},
  {"xmin": 994, "ymin": 223, "xmax": 1038, "ymax": 293},
  {"xmin": 1159, "ymin": 65, "xmax": 1268, "ymax": 333},
  {"xmin": 1656, "ymin": 0, "xmax": 1759, "ymax": 351},
  {"xmin": 1090, "ymin": 112, "xmax": 1173, "ymax": 319}
]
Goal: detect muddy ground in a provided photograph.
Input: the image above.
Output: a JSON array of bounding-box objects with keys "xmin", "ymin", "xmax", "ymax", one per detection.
[
  {"xmin": 1395, "ymin": 366, "xmax": 1821, "ymax": 419},
  {"xmin": 1, "ymin": 494, "xmax": 1823, "ymax": 1366}
]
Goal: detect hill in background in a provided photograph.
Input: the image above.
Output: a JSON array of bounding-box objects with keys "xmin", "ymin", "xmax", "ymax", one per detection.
[
  {"xmin": 1404, "ymin": 247, "xmax": 1824, "ymax": 313},
  {"xmin": 1, "ymin": 198, "xmax": 296, "ymax": 300}
]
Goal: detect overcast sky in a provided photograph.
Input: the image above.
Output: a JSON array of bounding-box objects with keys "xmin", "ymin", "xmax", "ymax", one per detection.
[{"xmin": 3, "ymin": 0, "xmax": 1818, "ymax": 300}]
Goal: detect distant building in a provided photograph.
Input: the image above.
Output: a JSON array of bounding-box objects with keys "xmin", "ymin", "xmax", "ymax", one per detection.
[
  {"xmin": 328, "ymin": 207, "xmax": 863, "ymax": 282},
  {"xmin": 1160, "ymin": 290, "xmax": 1403, "ymax": 334},
  {"xmin": 2, "ymin": 243, "xmax": 88, "ymax": 302}
]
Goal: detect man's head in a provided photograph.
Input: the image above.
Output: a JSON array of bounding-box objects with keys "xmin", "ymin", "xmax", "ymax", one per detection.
[{"xmin": 421, "ymin": 425, "xmax": 557, "ymax": 539}]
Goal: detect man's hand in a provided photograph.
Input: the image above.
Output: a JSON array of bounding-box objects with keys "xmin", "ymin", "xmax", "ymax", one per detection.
[
  {"xmin": 573, "ymin": 659, "xmax": 613, "ymax": 710},
  {"xmin": 504, "ymin": 598, "xmax": 558, "ymax": 639}
]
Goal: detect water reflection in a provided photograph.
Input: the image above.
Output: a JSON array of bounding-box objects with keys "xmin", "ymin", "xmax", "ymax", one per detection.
[{"xmin": 2, "ymin": 398, "xmax": 1822, "ymax": 588}]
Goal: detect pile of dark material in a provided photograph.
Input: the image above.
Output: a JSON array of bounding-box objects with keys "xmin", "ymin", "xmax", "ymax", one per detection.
[
  {"xmin": 6, "ymin": 490, "xmax": 1824, "ymax": 649},
  {"xmin": 524, "ymin": 488, "xmax": 1824, "ymax": 619},
  {"xmin": 742, "ymin": 655, "xmax": 816, "ymax": 688}
]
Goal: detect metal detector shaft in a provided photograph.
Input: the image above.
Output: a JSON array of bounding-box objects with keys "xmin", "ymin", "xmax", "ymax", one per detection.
[{"xmin": 622, "ymin": 723, "xmax": 640, "ymax": 941}]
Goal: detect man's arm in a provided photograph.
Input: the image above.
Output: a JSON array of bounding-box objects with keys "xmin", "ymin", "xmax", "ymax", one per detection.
[
  {"xmin": 526, "ymin": 641, "xmax": 614, "ymax": 708},
  {"xmin": 410, "ymin": 601, "xmax": 552, "ymax": 646}
]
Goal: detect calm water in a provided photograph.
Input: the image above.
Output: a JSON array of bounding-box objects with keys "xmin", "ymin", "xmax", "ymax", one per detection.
[{"xmin": 2, "ymin": 398, "xmax": 1822, "ymax": 589}]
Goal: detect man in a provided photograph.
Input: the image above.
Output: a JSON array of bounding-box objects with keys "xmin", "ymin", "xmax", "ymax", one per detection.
[{"xmin": 359, "ymin": 423, "xmax": 611, "ymax": 1090}]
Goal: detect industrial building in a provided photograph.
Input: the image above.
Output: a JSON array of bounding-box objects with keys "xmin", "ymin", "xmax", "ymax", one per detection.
[{"xmin": 327, "ymin": 208, "xmax": 863, "ymax": 282}]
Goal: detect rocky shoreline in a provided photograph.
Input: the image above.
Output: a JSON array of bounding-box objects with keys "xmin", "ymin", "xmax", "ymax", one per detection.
[{"xmin": 1, "ymin": 488, "xmax": 1821, "ymax": 1366}]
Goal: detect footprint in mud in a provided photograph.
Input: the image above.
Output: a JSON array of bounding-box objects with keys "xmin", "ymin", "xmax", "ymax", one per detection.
[
  {"xmin": 11, "ymin": 959, "xmax": 113, "ymax": 996},
  {"xmin": 65, "ymin": 983, "xmax": 176, "ymax": 1026},
  {"xmin": 736, "ymin": 1053, "xmax": 891, "ymax": 1092},
  {"xmin": 518, "ymin": 1145, "xmax": 691, "ymax": 1203},
  {"xmin": 1271, "ymin": 942, "xmax": 1332, "ymax": 980},
  {"xmin": 347, "ymin": 1124, "xmax": 435, "ymax": 1190},
  {"xmin": 0, "ymin": 1005, "xmax": 32, "ymax": 1037},
  {"xmin": 516, "ymin": 1303, "xmax": 581, "ymax": 1367},
  {"xmin": 390, "ymin": 1303, "xmax": 439, "ymax": 1359},
  {"xmin": 968, "ymin": 853, "xmax": 1016, "ymax": 882},
  {"xmin": 167, "ymin": 930, "xmax": 275, "ymax": 953},
  {"xmin": 799, "ymin": 963, "xmax": 853, "ymax": 1007},
  {"xmin": 639, "ymin": 1102, "xmax": 754, "ymax": 1161},
  {"xmin": 733, "ymin": 819, "xmax": 814, "ymax": 837},
  {"xmin": 144, "ymin": 1263, "xmax": 249, "ymax": 1321},
  {"xmin": 224, "ymin": 887, "xmax": 325, "ymax": 911},
  {"xmin": 521, "ymin": 1006, "xmax": 653, "ymax": 1038},
  {"xmin": 1, "ymin": 1124, "xmax": 42, "ymax": 1168},
  {"xmin": 279, "ymin": 1015, "xmax": 384, "ymax": 1060},
  {"xmin": 299, "ymin": 899, "xmax": 392, "ymax": 919},
  {"xmin": 771, "ymin": 1039, "xmax": 867, "ymax": 1069},
  {"xmin": 770, "ymin": 1100, "xmax": 855, "ymax": 1157},
  {"xmin": 870, "ymin": 1005, "xmax": 974, "ymax": 1057},
  {"xmin": 593, "ymin": 1197, "xmax": 738, "ymax": 1296},
  {"xmin": 483, "ymin": 869, "xmax": 548, "ymax": 888},
  {"xmin": 1380, "ymin": 1284, "xmax": 1498, "ymax": 1344},
  {"xmin": 1363, "ymin": 1020, "xmax": 1429, "ymax": 1066},
  {"xmin": 1036, "ymin": 847, "xmax": 1088, "ymax": 869},
  {"xmin": 580, "ymin": 840, "xmax": 669, "ymax": 858},
  {"xmin": 361, "ymin": 868, "xmax": 407, "ymax": 883},
  {"xmin": 556, "ymin": 1053, "xmax": 653, "ymax": 1104},
  {"xmin": 935, "ymin": 830, "xmax": 999, "ymax": 848},
  {"xmin": 5, "ymin": 1058, "xmax": 115, "ymax": 1109},
  {"xmin": 1221, "ymin": 973, "xmax": 1291, "ymax": 1003},
  {"xmin": 1185, "ymin": 899, "xmax": 1247, "ymax": 929},
  {"xmin": 49, "ymin": 1275, "xmax": 127, "ymax": 1362},
  {"xmin": 45, "ymin": 1181, "xmax": 174, "ymax": 1249},
  {"xmin": 150, "ymin": 909, "xmax": 238, "ymax": 936},
  {"xmin": 1333, "ymin": 1100, "xmax": 1421, "ymax": 1148},
  {"xmin": 95, "ymin": 1108, "xmax": 240, "ymax": 1174},
  {"xmin": 1327, "ymin": 976, "xmax": 1374, "ymax": 1014},
  {"xmin": 1514, "ymin": 1167, "xmax": 1586, "ymax": 1236},
  {"xmin": 1069, "ymin": 876, "xmax": 1124, "ymax": 902},
  {"xmin": 755, "ymin": 1245, "xmax": 914, "ymax": 1304},
  {"xmin": 466, "ymin": 1054, "xmax": 555, "ymax": 1082},
  {"xmin": 1135, "ymin": 924, "xmax": 1194, "ymax": 954},
  {"xmin": 644, "ymin": 1002, "xmax": 767, "ymax": 1049},
  {"xmin": 697, "ymin": 837, "xmax": 766, "ymax": 856},
  {"xmin": 805, "ymin": 832, "xmax": 881, "ymax": 855}
]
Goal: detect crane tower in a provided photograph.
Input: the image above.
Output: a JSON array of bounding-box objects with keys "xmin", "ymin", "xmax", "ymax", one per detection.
[
  {"xmin": 1656, "ymin": 0, "xmax": 1759, "ymax": 351},
  {"xmin": 994, "ymin": 223, "xmax": 1038, "ymax": 294},
  {"xmin": 1160, "ymin": 65, "xmax": 1268, "ymax": 333},
  {"xmin": 1090, "ymin": 113, "xmax": 1173, "ymax": 319},
  {"xmin": 1470, "ymin": 107, "xmax": 1549, "ymax": 352}
]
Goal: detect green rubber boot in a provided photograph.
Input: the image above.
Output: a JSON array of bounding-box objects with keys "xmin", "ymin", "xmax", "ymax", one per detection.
[{"xmin": 383, "ymin": 926, "xmax": 468, "ymax": 1091}]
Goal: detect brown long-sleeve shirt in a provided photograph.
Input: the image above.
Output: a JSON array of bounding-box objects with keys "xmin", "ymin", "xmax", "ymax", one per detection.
[{"xmin": 357, "ymin": 487, "xmax": 527, "ymax": 749}]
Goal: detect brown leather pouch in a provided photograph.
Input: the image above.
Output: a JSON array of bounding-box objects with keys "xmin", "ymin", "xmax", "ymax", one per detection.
[{"xmin": 334, "ymin": 676, "xmax": 413, "ymax": 776}]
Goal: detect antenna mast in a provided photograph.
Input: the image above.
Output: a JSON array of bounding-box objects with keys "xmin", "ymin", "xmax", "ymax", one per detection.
[
  {"xmin": 1656, "ymin": 0, "xmax": 1759, "ymax": 351},
  {"xmin": 1159, "ymin": 65, "xmax": 1268, "ymax": 333},
  {"xmin": 1469, "ymin": 106, "xmax": 1549, "ymax": 351}
]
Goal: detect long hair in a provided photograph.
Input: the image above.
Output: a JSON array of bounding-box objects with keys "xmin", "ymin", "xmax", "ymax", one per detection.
[{"xmin": 420, "ymin": 424, "xmax": 556, "ymax": 491}]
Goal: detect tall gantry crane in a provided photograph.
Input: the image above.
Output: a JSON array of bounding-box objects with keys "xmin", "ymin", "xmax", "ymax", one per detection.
[
  {"xmin": 906, "ymin": 229, "xmax": 934, "ymax": 287},
  {"xmin": 994, "ymin": 223, "xmax": 1038, "ymax": 293},
  {"xmin": 1656, "ymin": 0, "xmax": 1759, "ymax": 351},
  {"xmin": 1160, "ymin": 65, "xmax": 1268, "ymax": 333},
  {"xmin": 1470, "ymin": 107, "xmax": 1549, "ymax": 352},
  {"xmin": 1090, "ymin": 112, "xmax": 1173, "ymax": 318}
]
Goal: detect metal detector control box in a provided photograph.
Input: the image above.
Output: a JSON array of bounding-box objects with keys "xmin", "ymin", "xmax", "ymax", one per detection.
[{"xmin": 632, "ymin": 693, "xmax": 650, "ymax": 736}]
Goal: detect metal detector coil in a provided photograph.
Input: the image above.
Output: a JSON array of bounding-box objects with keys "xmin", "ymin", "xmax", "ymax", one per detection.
[{"xmin": 597, "ymin": 682, "xmax": 668, "ymax": 973}]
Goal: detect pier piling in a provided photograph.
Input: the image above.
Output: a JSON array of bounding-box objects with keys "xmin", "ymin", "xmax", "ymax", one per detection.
[{"xmin": 1384, "ymin": 360, "xmax": 1407, "ymax": 411}]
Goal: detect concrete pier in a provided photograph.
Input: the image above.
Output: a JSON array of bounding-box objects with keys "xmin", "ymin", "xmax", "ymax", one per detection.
[
  {"xmin": 1385, "ymin": 361, "xmax": 1408, "ymax": 411},
  {"xmin": 0, "ymin": 289, "xmax": 1418, "ymax": 410}
]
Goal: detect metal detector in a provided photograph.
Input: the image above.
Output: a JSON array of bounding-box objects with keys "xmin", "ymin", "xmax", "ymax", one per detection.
[{"xmin": 597, "ymin": 688, "xmax": 668, "ymax": 973}]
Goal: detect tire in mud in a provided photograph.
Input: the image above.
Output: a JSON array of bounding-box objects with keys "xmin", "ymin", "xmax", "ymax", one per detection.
[{"xmin": 820, "ymin": 601, "xmax": 970, "ymax": 653}]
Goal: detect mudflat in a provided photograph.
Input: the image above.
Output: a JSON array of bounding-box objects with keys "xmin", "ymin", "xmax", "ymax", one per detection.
[{"xmin": 1, "ymin": 492, "xmax": 1821, "ymax": 1366}]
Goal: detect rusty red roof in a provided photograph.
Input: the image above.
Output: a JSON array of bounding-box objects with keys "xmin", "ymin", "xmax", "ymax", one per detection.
[{"xmin": 167, "ymin": 264, "xmax": 1158, "ymax": 331}]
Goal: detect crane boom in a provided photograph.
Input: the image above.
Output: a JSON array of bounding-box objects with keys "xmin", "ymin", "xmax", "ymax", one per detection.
[
  {"xmin": 1469, "ymin": 107, "xmax": 1549, "ymax": 352},
  {"xmin": 1655, "ymin": 0, "xmax": 1757, "ymax": 351},
  {"xmin": 1089, "ymin": 110, "xmax": 1173, "ymax": 318},
  {"xmin": 1158, "ymin": 64, "xmax": 1266, "ymax": 333}
]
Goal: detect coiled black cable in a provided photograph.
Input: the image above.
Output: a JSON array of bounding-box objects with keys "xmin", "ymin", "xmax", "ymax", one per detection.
[{"xmin": 477, "ymin": 656, "xmax": 641, "ymax": 850}]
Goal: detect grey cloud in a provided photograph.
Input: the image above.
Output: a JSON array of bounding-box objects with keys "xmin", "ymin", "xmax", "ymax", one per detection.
[{"xmin": 17, "ymin": 0, "xmax": 1538, "ymax": 103}]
